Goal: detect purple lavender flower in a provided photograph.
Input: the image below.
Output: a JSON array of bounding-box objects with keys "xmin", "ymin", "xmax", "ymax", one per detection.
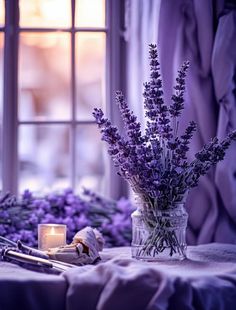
[
  {"xmin": 171, "ymin": 121, "xmax": 197, "ymax": 168},
  {"xmin": 93, "ymin": 43, "xmax": 236, "ymax": 209},
  {"xmin": 93, "ymin": 107, "xmax": 140, "ymax": 182},
  {"xmin": 116, "ymin": 91, "xmax": 144, "ymax": 145},
  {"xmin": 22, "ymin": 189, "xmax": 33, "ymax": 201},
  {"xmin": 144, "ymin": 44, "xmax": 172, "ymax": 141},
  {"xmin": 0, "ymin": 190, "xmax": 134, "ymax": 247},
  {"xmin": 169, "ymin": 61, "xmax": 189, "ymax": 118}
]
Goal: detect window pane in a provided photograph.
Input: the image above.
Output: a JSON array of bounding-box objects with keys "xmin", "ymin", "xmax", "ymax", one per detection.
[
  {"xmin": 0, "ymin": 33, "xmax": 3, "ymax": 188},
  {"xmin": 76, "ymin": 32, "xmax": 105, "ymax": 120},
  {"xmin": 76, "ymin": 125, "xmax": 105, "ymax": 193},
  {"xmin": 19, "ymin": 125, "xmax": 70, "ymax": 194},
  {"xmin": 19, "ymin": 0, "xmax": 71, "ymax": 28},
  {"xmin": 0, "ymin": 0, "xmax": 4, "ymax": 26},
  {"xmin": 19, "ymin": 32, "xmax": 71, "ymax": 121},
  {"xmin": 75, "ymin": 0, "xmax": 105, "ymax": 28}
]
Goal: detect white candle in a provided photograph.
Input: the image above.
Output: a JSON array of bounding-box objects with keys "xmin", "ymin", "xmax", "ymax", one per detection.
[
  {"xmin": 38, "ymin": 224, "xmax": 66, "ymax": 250},
  {"xmin": 44, "ymin": 227, "xmax": 65, "ymax": 249}
]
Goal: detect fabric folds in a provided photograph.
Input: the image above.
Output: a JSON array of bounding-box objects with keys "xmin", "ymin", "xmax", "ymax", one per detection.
[{"xmin": 63, "ymin": 244, "xmax": 236, "ymax": 310}]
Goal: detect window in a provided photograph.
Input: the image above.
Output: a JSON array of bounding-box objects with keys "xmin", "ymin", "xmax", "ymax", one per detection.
[{"xmin": 1, "ymin": 0, "xmax": 126, "ymax": 196}]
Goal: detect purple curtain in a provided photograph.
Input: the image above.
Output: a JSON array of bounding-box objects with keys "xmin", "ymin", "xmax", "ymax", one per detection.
[{"xmin": 127, "ymin": 0, "xmax": 236, "ymax": 244}]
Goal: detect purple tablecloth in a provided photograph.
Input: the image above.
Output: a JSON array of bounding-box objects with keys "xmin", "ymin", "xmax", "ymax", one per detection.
[
  {"xmin": 64, "ymin": 244, "xmax": 236, "ymax": 310},
  {"xmin": 0, "ymin": 262, "xmax": 67, "ymax": 310},
  {"xmin": 1, "ymin": 243, "xmax": 236, "ymax": 310}
]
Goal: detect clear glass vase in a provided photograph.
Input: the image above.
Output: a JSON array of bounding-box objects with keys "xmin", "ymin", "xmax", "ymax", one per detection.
[{"xmin": 131, "ymin": 199, "xmax": 188, "ymax": 261}]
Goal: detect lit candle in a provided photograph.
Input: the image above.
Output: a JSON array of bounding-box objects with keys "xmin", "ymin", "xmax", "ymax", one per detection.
[{"xmin": 38, "ymin": 224, "xmax": 66, "ymax": 251}]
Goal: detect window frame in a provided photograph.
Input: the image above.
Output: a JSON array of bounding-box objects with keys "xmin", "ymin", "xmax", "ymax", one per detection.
[{"xmin": 2, "ymin": 0, "xmax": 127, "ymax": 198}]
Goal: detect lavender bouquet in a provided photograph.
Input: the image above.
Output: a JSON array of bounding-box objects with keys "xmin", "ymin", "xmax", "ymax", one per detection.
[{"xmin": 93, "ymin": 44, "xmax": 236, "ymax": 260}]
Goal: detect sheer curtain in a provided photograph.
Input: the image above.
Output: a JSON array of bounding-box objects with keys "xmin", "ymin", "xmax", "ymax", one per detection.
[{"xmin": 127, "ymin": 0, "xmax": 236, "ymax": 244}]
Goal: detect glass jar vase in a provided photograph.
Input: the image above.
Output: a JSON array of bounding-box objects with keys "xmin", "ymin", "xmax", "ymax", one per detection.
[{"xmin": 131, "ymin": 201, "xmax": 188, "ymax": 261}]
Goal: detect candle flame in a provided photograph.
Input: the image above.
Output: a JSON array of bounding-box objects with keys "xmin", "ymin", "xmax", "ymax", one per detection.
[{"xmin": 50, "ymin": 226, "xmax": 56, "ymax": 235}]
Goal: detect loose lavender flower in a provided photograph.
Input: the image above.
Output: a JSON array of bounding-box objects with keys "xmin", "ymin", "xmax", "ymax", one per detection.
[{"xmin": 0, "ymin": 190, "xmax": 134, "ymax": 248}]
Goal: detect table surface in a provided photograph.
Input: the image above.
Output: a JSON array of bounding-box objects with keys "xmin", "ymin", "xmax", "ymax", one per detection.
[{"xmin": 1, "ymin": 243, "xmax": 236, "ymax": 310}]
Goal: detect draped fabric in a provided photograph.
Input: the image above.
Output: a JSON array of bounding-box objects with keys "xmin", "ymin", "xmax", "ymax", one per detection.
[
  {"xmin": 127, "ymin": 0, "xmax": 236, "ymax": 244},
  {"xmin": 2, "ymin": 244, "xmax": 236, "ymax": 310},
  {"xmin": 64, "ymin": 245, "xmax": 236, "ymax": 310},
  {"xmin": 0, "ymin": 262, "xmax": 67, "ymax": 310}
]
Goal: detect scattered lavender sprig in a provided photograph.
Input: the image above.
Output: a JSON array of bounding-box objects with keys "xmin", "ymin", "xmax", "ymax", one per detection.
[{"xmin": 0, "ymin": 189, "xmax": 134, "ymax": 248}]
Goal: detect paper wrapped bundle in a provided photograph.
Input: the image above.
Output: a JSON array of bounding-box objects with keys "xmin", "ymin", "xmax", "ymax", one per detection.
[{"xmin": 47, "ymin": 227, "xmax": 104, "ymax": 266}]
